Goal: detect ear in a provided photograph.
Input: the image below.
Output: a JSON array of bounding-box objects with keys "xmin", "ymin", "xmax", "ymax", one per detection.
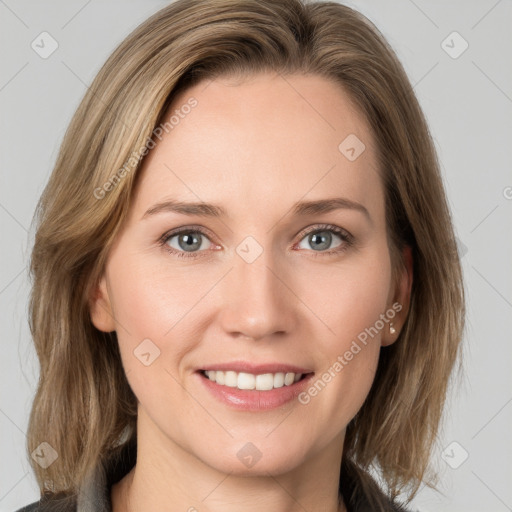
[
  {"xmin": 381, "ymin": 245, "xmax": 413, "ymax": 347},
  {"xmin": 89, "ymin": 274, "xmax": 116, "ymax": 333}
]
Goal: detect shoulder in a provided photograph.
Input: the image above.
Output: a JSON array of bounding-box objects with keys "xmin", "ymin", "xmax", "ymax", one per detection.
[
  {"xmin": 14, "ymin": 495, "xmax": 77, "ymax": 512},
  {"xmin": 340, "ymin": 458, "xmax": 414, "ymax": 512},
  {"xmin": 14, "ymin": 502, "xmax": 39, "ymax": 512},
  {"xmin": 14, "ymin": 440, "xmax": 136, "ymax": 512}
]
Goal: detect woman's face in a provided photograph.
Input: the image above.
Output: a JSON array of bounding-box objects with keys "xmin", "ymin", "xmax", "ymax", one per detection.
[{"xmin": 91, "ymin": 72, "xmax": 410, "ymax": 476}]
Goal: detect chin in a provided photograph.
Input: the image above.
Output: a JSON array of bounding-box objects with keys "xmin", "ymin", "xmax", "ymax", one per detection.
[{"xmin": 195, "ymin": 436, "xmax": 312, "ymax": 477}]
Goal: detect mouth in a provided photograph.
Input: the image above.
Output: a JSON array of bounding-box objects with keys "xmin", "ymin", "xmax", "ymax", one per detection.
[
  {"xmin": 196, "ymin": 366, "xmax": 315, "ymax": 411},
  {"xmin": 199, "ymin": 369, "xmax": 312, "ymax": 391}
]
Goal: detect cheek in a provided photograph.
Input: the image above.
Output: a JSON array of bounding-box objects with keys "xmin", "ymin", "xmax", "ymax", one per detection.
[
  {"xmin": 297, "ymin": 244, "xmax": 392, "ymax": 350},
  {"xmin": 105, "ymin": 254, "xmax": 206, "ymax": 398},
  {"xmin": 106, "ymin": 259, "xmax": 199, "ymax": 435},
  {"xmin": 294, "ymin": 246, "xmax": 391, "ymax": 422},
  {"xmin": 107, "ymin": 253, "xmax": 201, "ymax": 341}
]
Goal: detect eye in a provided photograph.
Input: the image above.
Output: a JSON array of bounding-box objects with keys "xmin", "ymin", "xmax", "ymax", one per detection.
[
  {"xmin": 160, "ymin": 227, "xmax": 215, "ymax": 258},
  {"xmin": 295, "ymin": 224, "xmax": 353, "ymax": 255}
]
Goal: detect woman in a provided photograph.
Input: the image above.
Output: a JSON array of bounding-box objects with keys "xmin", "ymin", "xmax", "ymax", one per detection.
[{"xmin": 17, "ymin": 0, "xmax": 465, "ymax": 511}]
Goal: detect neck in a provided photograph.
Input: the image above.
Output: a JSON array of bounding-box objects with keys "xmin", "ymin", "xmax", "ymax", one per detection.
[{"xmin": 111, "ymin": 408, "xmax": 347, "ymax": 512}]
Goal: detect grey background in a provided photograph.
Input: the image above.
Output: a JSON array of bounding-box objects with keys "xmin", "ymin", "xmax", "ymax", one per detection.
[{"xmin": 1, "ymin": 1, "xmax": 511, "ymax": 511}]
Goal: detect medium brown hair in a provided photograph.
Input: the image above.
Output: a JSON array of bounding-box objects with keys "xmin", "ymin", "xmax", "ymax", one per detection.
[{"xmin": 26, "ymin": 0, "xmax": 465, "ymax": 508}]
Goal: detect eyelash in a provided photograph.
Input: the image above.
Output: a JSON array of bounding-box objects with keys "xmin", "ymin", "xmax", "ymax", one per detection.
[{"xmin": 158, "ymin": 223, "xmax": 354, "ymax": 259}]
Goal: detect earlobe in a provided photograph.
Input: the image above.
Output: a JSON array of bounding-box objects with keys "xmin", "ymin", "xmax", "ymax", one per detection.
[
  {"xmin": 89, "ymin": 275, "xmax": 116, "ymax": 333},
  {"xmin": 382, "ymin": 245, "xmax": 413, "ymax": 347}
]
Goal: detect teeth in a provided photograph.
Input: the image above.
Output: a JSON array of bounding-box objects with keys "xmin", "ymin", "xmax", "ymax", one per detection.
[
  {"xmin": 284, "ymin": 372, "xmax": 295, "ymax": 386},
  {"xmin": 255, "ymin": 373, "xmax": 274, "ymax": 390},
  {"xmin": 224, "ymin": 371, "xmax": 238, "ymax": 387},
  {"xmin": 215, "ymin": 370, "xmax": 225, "ymax": 385},
  {"xmin": 238, "ymin": 372, "xmax": 255, "ymax": 390},
  {"xmin": 203, "ymin": 370, "xmax": 304, "ymax": 390},
  {"xmin": 273, "ymin": 372, "xmax": 285, "ymax": 388}
]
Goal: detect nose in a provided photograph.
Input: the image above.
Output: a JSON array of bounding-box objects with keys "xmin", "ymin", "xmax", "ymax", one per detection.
[{"xmin": 217, "ymin": 243, "xmax": 298, "ymax": 341}]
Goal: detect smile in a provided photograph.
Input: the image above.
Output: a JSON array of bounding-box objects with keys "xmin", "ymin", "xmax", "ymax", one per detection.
[
  {"xmin": 202, "ymin": 370, "xmax": 305, "ymax": 391},
  {"xmin": 197, "ymin": 366, "xmax": 315, "ymax": 411}
]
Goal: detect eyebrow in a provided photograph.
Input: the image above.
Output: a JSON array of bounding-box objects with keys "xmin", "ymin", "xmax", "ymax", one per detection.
[{"xmin": 142, "ymin": 197, "xmax": 370, "ymax": 221}]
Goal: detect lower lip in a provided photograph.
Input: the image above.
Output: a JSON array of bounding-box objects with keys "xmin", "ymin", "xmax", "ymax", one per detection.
[{"xmin": 197, "ymin": 371, "xmax": 314, "ymax": 411}]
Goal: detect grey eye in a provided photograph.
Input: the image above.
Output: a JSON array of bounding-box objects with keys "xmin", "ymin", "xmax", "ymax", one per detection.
[
  {"xmin": 298, "ymin": 230, "xmax": 343, "ymax": 252},
  {"xmin": 167, "ymin": 231, "xmax": 210, "ymax": 252}
]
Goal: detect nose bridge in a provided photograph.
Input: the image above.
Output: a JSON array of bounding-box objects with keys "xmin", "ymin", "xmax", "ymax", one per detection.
[{"xmin": 218, "ymin": 238, "xmax": 296, "ymax": 340}]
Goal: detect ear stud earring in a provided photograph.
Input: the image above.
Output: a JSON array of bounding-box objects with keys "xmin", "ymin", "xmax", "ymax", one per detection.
[{"xmin": 389, "ymin": 323, "xmax": 396, "ymax": 334}]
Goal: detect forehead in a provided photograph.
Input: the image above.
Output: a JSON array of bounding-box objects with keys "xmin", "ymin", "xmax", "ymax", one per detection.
[{"xmin": 132, "ymin": 72, "xmax": 383, "ymax": 224}]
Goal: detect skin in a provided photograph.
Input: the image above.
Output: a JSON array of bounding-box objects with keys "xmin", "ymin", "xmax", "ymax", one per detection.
[{"xmin": 90, "ymin": 72, "xmax": 412, "ymax": 512}]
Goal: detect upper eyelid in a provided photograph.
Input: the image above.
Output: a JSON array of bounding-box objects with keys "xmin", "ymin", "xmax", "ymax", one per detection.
[{"xmin": 300, "ymin": 224, "xmax": 351, "ymax": 237}]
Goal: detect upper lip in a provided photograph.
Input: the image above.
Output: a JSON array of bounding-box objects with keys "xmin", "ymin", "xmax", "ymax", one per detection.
[{"xmin": 199, "ymin": 361, "xmax": 314, "ymax": 374}]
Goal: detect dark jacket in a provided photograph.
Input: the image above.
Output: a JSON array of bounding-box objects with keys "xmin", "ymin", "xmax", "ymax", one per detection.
[{"xmin": 15, "ymin": 441, "xmax": 411, "ymax": 512}]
